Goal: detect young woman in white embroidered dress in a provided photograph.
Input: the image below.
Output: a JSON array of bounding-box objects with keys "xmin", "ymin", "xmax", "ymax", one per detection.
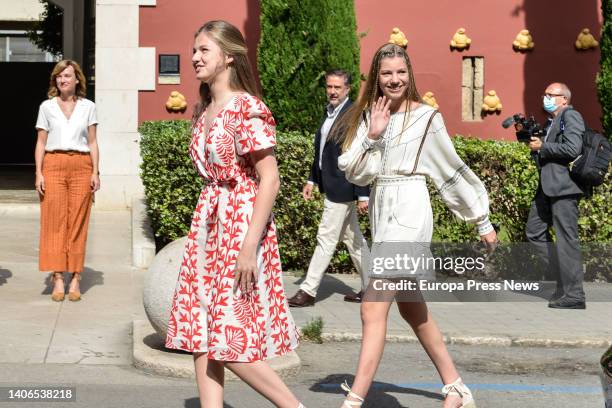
[
  {"xmin": 164, "ymin": 20, "xmax": 304, "ymax": 408},
  {"xmin": 335, "ymin": 44, "xmax": 497, "ymax": 408}
]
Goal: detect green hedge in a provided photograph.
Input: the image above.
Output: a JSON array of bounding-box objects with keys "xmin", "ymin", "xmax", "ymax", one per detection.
[
  {"xmin": 139, "ymin": 120, "xmax": 202, "ymax": 247},
  {"xmin": 431, "ymin": 137, "xmax": 611, "ymax": 245},
  {"xmin": 598, "ymin": 0, "xmax": 612, "ymax": 139},
  {"xmin": 139, "ymin": 120, "xmax": 610, "ymax": 277}
]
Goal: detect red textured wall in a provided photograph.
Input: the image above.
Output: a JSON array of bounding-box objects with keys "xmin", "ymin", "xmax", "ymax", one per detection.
[
  {"xmin": 355, "ymin": 0, "xmax": 603, "ymax": 140},
  {"xmin": 140, "ymin": 0, "xmax": 603, "ymax": 140},
  {"xmin": 138, "ymin": 0, "xmax": 260, "ymax": 123}
]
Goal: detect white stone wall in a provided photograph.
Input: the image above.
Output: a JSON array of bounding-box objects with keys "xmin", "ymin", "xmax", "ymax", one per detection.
[
  {"xmin": 95, "ymin": 0, "xmax": 156, "ymax": 209},
  {"xmin": 0, "ymin": 0, "xmax": 44, "ymax": 21}
]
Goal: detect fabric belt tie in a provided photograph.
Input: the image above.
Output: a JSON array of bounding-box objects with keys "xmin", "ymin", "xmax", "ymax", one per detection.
[
  {"xmin": 374, "ymin": 174, "xmax": 426, "ymax": 186},
  {"xmin": 204, "ymin": 175, "xmax": 257, "ymax": 220}
]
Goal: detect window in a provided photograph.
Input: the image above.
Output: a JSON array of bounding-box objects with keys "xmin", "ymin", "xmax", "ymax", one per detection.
[
  {"xmin": 462, "ymin": 57, "xmax": 484, "ymax": 121},
  {"xmin": 0, "ymin": 31, "xmax": 58, "ymax": 62}
]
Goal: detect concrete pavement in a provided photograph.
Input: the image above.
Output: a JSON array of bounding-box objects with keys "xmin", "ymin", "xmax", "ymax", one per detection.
[
  {"xmin": 0, "ymin": 205, "xmax": 610, "ymax": 376},
  {"xmin": 0, "ymin": 206, "xmax": 144, "ymax": 365},
  {"xmin": 0, "ymin": 342, "xmax": 606, "ymax": 407},
  {"xmin": 286, "ymin": 275, "xmax": 612, "ymax": 348}
]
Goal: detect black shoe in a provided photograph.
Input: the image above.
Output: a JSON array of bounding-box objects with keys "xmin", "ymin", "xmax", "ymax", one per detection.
[
  {"xmin": 548, "ymin": 290, "xmax": 564, "ymax": 303},
  {"xmin": 288, "ymin": 289, "xmax": 315, "ymax": 307},
  {"xmin": 548, "ymin": 296, "xmax": 586, "ymax": 309},
  {"xmin": 343, "ymin": 291, "xmax": 363, "ymax": 303}
]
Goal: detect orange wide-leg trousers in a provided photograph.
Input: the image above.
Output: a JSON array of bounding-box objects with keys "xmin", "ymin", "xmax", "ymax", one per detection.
[{"xmin": 39, "ymin": 152, "xmax": 93, "ymax": 273}]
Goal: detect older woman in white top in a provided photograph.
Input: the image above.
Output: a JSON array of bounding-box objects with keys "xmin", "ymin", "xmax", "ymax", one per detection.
[
  {"xmin": 334, "ymin": 44, "xmax": 497, "ymax": 408},
  {"xmin": 35, "ymin": 60, "xmax": 100, "ymax": 302}
]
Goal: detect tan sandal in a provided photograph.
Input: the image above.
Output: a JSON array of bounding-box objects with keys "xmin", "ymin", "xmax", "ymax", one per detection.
[
  {"xmin": 51, "ymin": 272, "xmax": 65, "ymax": 302},
  {"xmin": 68, "ymin": 273, "xmax": 81, "ymax": 302},
  {"xmin": 441, "ymin": 377, "xmax": 476, "ymax": 408},
  {"xmin": 340, "ymin": 380, "xmax": 364, "ymax": 407}
]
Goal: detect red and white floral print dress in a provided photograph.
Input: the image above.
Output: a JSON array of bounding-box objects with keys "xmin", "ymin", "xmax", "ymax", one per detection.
[{"xmin": 165, "ymin": 93, "xmax": 299, "ymax": 362}]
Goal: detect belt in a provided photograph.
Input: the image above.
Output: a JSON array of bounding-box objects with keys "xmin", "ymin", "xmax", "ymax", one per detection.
[
  {"xmin": 203, "ymin": 175, "xmax": 257, "ymax": 222},
  {"xmin": 374, "ymin": 174, "xmax": 425, "ymax": 186},
  {"xmin": 47, "ymin": 150, "xmax": 90, "ymax": 155},
  {"xmin": 206, "ymin": 176, "xmax": 256, "ymax": 189}
]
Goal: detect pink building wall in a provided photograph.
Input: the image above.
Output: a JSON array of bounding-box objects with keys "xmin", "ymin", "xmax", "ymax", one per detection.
[
  {"xmin": 139, "ymin": 1, "xmax": 261, "ymax": 123},
  {"xmin": 140, "ymin": 0, "xmax": 603, "ymax": 140}
]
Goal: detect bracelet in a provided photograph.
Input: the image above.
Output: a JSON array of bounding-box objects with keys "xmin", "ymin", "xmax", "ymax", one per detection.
[{"xmin": 362, "ymin": 137, "xmax": 377, "ymax": 152}]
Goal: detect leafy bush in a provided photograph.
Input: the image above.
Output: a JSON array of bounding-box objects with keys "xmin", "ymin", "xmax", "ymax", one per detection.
[
  {"xmin": 140, "ymin": 121, "xmax": 610, "ymax": 279},
  {"xmin": 598, "ymin": 0, "xmax": 612, "ymax": 139},
  {"xmin": 274, "ymin": 131, "xmax": 369, "ymax": 273},
  {"xmin": 139, "ymin": 121, "xmax": 203, "ymax": 248},
  {"xmin": 258, "ymin": 0, "xmax": 360, "ymax": 133},
  {"xmin": 433, "ymin": 136, "xmax": 611, "ymax": 244}
]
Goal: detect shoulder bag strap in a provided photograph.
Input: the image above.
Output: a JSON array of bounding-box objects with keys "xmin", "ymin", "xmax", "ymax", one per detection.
[{"xmin": 411, "ymin": 110, "xmax": 439, "ymax": 174}]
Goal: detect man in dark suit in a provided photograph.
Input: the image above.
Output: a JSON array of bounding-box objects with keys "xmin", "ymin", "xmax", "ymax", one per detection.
[
  {"xmin": 526, "ymin": 82, "xmax": 586, "ymax": 309},
  {"xmin": 288, "ymin": 69, "xmax": 369, "ymax": 307}
]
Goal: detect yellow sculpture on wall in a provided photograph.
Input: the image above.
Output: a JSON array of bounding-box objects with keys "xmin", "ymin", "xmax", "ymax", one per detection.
[
  {"xmin": 450, "ymin": 28, "xmax": 471, "ymax": 50},
  {"xmin": 575, "ymin": 28, "xmax": 599, "ymax": 50},
  {"xmin": 389, "ymin": 27, "xmax": 408, "ymax": 48},
  {"xmin": 513, "ymin": 29, "xmax": 535, "ymax": 51},
  {"xmin": 165, "ymin": 91, "xmax": 187, "ymax": 113},
  {"xmin": 422, "ymin": 92, "xmax": 439, "ymax": 109},
  {"xmin": 482, "ymin": 90, "xmax": 502, "ymax": 113}
]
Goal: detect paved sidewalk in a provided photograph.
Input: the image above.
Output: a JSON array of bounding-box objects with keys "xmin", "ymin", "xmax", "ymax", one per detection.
[
  {"xmin": 0, "ymin": 206, "xmax": 145, "ymax": 365},
  {"xmin": 286, "ymin": 274, "xmax": 612, "ymax": 347},
  {"xmin": 0, "ymin": 206, "xmax": 609, "ymax": 371}
]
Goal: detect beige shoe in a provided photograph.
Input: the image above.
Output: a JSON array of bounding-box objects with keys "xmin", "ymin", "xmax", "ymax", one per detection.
[
  {"xmin": 340, "ymin": 380, "xmax": 364, "ymax": 407},
  {"xmin": 68, "ymin": 273, "xmax": 81, "ymax": 302},
  {"xmin": 51, "ymin": 272, "xmax": 65, "ymax": 302},
  {"xmin": 441, "ymin": 377, "xmax": 476, "ymax": 408}
]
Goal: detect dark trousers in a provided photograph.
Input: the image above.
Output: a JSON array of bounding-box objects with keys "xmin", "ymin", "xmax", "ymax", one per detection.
[{"xmin": 526, "ymin": 187, "xmax": 585, "ymax": 301}]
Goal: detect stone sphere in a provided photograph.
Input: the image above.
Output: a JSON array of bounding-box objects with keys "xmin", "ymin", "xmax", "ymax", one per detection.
[{"xmin": 143, "ymin": 237, "xmax": 186, "ymax": 340}]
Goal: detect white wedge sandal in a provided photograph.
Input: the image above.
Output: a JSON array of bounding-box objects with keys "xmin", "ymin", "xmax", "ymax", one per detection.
[
  {"xmin": 340, "ymin": 380, "xmax": 365, "ymax": 407},
  {"xmin": 441, "ymin": 377, "xmax": 477, "ymax": 408}
]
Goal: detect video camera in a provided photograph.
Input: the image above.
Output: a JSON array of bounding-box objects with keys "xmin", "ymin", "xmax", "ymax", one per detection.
[{"xmin": 501, "ymin": 114, "xmax": 544, "ymax": 143}]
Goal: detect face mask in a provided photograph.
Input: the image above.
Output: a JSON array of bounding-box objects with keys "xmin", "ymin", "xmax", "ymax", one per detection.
[{"xmin": 543, "ymin": 95, "xmax": 558, "ymax": 113}]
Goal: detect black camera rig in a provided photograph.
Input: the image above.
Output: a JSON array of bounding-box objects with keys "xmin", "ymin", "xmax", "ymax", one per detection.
[{"xmin": 501, "ymin": 114, "xmax": 545, "ymax": 143}]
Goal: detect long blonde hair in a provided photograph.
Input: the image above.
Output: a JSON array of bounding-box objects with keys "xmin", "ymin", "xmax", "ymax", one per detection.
[
  {"xmin": 192, "ymin": 20, "xmax": 261, "ymax": 124},
  {"xmin": 47, "ymin": 60, "xmax": 87, "ymax": 99},
  {"xmin": 334, "ymin": 44, "xmax": 420, "ymax": 150}
]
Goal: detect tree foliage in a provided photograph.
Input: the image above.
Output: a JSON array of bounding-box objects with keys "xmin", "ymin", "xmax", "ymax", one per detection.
[
  {"xmin": 27, "ymin": 0, "xmax": 63, "ymax": 57},
  {"xmin": 258, "ymin": 0, "xmax": 360, "ymax": 133}
]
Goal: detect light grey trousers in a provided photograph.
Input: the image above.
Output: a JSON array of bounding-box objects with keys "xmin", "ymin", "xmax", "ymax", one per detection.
[{"xmin": 300, "ymin": 198, "xmax": 367, "ymax": 297}]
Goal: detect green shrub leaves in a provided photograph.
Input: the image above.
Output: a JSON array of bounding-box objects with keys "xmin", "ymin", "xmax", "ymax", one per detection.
[{"xmin": 140, "ymin": 122, "xmax": 610, "ymax": 276}]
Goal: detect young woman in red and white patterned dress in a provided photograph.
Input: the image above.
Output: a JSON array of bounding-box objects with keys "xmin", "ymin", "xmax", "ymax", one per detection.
[{"xmin": 165, "ymin": 20, "xmax": 303, "ymax": 408}]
